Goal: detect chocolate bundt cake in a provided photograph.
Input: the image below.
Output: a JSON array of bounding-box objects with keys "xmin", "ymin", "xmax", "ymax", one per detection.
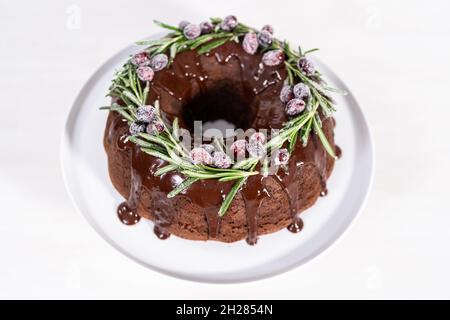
[{"xmin": 102, "ymin": 16, "xmax": 341, "ymax": 244}]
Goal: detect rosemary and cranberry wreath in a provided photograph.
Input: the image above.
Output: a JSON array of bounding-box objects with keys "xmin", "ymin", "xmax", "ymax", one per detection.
[{"xmin": 101, "ymin": 15, "xmax": 344, "ymax": 216}]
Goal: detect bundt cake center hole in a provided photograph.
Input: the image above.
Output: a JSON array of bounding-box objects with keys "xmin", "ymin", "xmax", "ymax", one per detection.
[{"xmin": 182, "ymin": 81, "xmax": 256, "ymax": 137}]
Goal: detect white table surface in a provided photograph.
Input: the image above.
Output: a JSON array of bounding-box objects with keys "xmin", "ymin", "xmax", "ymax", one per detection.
[{"xmin": 1, "ymin": 0, "xmax": 449, "ymax": 299}]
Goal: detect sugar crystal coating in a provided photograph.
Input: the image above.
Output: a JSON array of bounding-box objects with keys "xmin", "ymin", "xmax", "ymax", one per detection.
[
  {"xmin": 200, "ymin": 21, "xmax": 214, "ymax": 34},
  {"xmin": 230, "ymin": 139, "xmax": 247, "ymax": 156},
  {"xmin": 136, "ymin": 105, "xmax": 155, "ymax": 123},
  {"xmin": 150, "ymin": 53, "xmax": 168, "ymax": 71},
  {"xmin": 212, "ymin": 151, "xmax": 232, "ymax": 168},
  {"xmin": 220, "ymin": 15, "xmax": 238, "ymax": 31},
  {"xmin": 280, "ymin": 85, "xmax": 294, "ymax": 103},
  {"xmin": 285, "ymin": 98, "xmax": 306, "ymax": 116},
  {"xmin": 129, "ymin": 122, "xmax": 146, "ymax": 135},
  {"xmin": 184, "ymin": 23, "xmax": 201, "ymax": 40},
  {"xmin": 137, "ymin": 66, "xmax": 154, "ymax": 81},
  {"xmin": 178, "ymin": 20, "xmax": 190, "ymax": 30},
  {"xmin": 242, "ymin": 32, "xmax": 259, "ymax": 55},
  {"xmin": 298, "ymin": 57, "xmax": 315, "ymax": 76},
  {"xmin": 274, "ymin": 148, "xmax": 289, "ymax": 165},
  {"xmin": 190, "ymin": 147, "xmax": 213, "ymax": 165},
  {"xmin": 258, "ymin": 30, "xmax": 273, "ymax": 47},
  {"xmin": 262, "ymin": 50, "xmax": 284, "ymax": 66},
  {"xmin": 131, "ymin": 52, "xmax": 150, "ymax": 66},
  {"xmin": 293, "ymin": 83, "xmax": 310, "ymax": 100},
  {"xmin": 261, "ymin": 24, "xmax": 274, "ymax": 35}
]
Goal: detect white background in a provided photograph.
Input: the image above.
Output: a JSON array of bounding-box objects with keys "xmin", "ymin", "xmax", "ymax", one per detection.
[{"xmin": 1, "ymin": 0, "xmax": 449, "ymax": 299}]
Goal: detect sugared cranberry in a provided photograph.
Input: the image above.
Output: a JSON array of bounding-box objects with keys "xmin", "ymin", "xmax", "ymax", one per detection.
[
  {"xmin": 200, "ymin": 21, "xmax": 214, "ymax": 34},
  {"xmin": 136, "ymin": 105, "xmax": 155, "ymax": 123},
  {"xmin": 285, "ymin": 98, "xmax": 306, "ymax": 116},
  {"xmin": 150, "ymin": 53, "xmax": 168, "ymax": 71},
  {"xmin": 131, "ymin": 51, "xmax": 150, "ymax": 66},
  {"xmin": 220, "ymin": 15, "xmax": 238, "ymax": 31},
  {"xmin": 258, "ymin": 30, "xmax": 273, "ymax": 47},
  {"xmin": 242, "ymin": 32, "xmax": 259, "ymax": 55},
  {"xmin": 298, "ymin": 57, "xmax": 315, "ymax": 76},
  {"xmin": 190, "ymin": 147, "xmax": 213, "ymax": 165},
  {"xmin": 293, "ymin": 83, "xmax": 311, "ymax": 100},
  {"xmin": 137, "ymin": 66, "xmax": 154, "ymax": 81},
  {"xmin": 212, "ymin": 151, "xmax": 232, "ymax": 168},
  {"xmin": 230, "ymin": 139, "xmax": 247, "ymax": 156},
  {"xmin": 261, "ymin": 24, "xmax": 274, "ymax": 35},
  {"xmin": 249, "ymin": 132, "xmax": 266, "ymax": 144},
  {"xmin": 274, "ymin": 148, "xmax": 289, "ymax": 165},
  {"xmin": 280, "ymin": 85, "xmax": 294, "ymax": 103},
  {"xmin": 129, "ymin": 122, "xmax": 145, "ymax": 135},
  {"xmin": 178, "ymin": 20, "xmax": 190, "ymax": 30},
  {"xmin": 247, "ymin": 132, "xmax": 266, "ymax": 158},
  {"xmin": 153, "ymin": 120, "xmax": 165, "ymax": 133},
  {"xmin": 262, "ymin": 50, "xmax": 284, "ymax": 67},
  {"xmin": 184, "ymin": 23, "xmax": 201, "ymax": 40},
  {"xmin": 200, "ymin": 144, "xmax": 215, "ymax": 154}
]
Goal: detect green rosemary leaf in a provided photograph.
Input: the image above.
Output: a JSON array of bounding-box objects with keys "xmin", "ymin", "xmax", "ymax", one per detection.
[
  {"xmin": 142, "ymin": 148, "xmax": 174, "ymax": 164},
  {"xmin": 301, "ymin": 117, "xmax": 313, "ymax": 146},
  {"xmin": 232, "ymin": 158, "xmax": 258, "ymax": 170},
  {"xmin": 154, "ymin": 164, "xmax": 178, "ymax": 176},
  {"xmin": 168, "ymin": 177, "xmax": 199, "ymax": 198},
  {"xmin": 171, "ymin": 117, "xmax": 179, "ymax": 141},
  {"xmin": 197, "ymin": 37, "xmax": 231, "ymax": 54},
  {"xmin": 128, "ymin": 136, "xmax": 155, "ymax": 148},
  {"xmin": 153, "ymin": 20, "xmax": 180, "ymax": 32},
  {"xmin": 188, "ymin": 32, "xmax": 232, "ymax": 49},
  {"xmin": 303, "ymin": 48, "xmax": 320, "ymax": 55},
  {"xmin": 138, "ymin": 132, "xmax": 173, "ymax": 148},
  {"xmin": 142, "ymin": 82, "xmax": 150, "ymax": 104},
  {"xmin": 135, "ymin": 38, "xmax": 171, "ymax": 46},
  {"xmin": 122, "ymin": 90, "xmax": 142, "ymax": 107},
  {"xmin": 288, "ymin": 130, "xmax": 298, "ymax": 154},
  {"xmin": 218, "ymin": 177, "xmax": 246, "ymax": 216},
  {"xmin": 169, "ymin": 42, "xmax": 178, "ymax": 61},
  {"xmin": 313, "ymin": 117, "xmax": 336, "ymax": 158},
  {"xmin": 218, "ymin": 176, "xmax": 245, "ymax": 182},
  {"xmin": 115, "ymin": 108, "xmax": 135, "ymax": 122}
]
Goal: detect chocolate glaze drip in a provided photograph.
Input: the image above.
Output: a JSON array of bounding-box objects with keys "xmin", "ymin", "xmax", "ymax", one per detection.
[
  {"xmin": 241, "ymin": 176, "xmax": 270, "ymax": 245},
  {"xmin": 117, "ymin": 167, "xmax": 142, "ymax": 225},
  {"xmin": 105, "ymin": 41, "xmax": 338, "ymax": 243}
]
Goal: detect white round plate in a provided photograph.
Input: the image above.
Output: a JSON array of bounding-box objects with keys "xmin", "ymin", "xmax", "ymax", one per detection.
[{"xmin": 61, "ymin": 34, "xmax": 374, "ymax": 283}]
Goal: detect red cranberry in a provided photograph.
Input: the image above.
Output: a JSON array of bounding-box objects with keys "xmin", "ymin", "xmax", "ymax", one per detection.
[
  {"xmin": 261, "ymin": 24, "xmax": 274, "ymax": 35},
  {"xmin": 298, "ymin": 57, "xmax": 315, "ymax": 76},
  {"xmin": 213, "ymin": 152, "xmax": 232, "ymax": 168},
  {"xmin": 258, "ymin": 30, "xmax": 273, "ymax": 47},
  {"xmin": 136, "ymin": 105, "xmax": 155, "ymax": 123},
  {"xmin": 274, "ymin": 148, "xmax": 289, "ymax": 165},
  {"xmin": 280, "ymin": 85, "xmax": 294, "ymax": 103},
  {"xmin": 200, "ymin": 21, "xmax": 214, "ymax": 34},
  {"xmin": 150, "ymin": 53, "xmax": 168, "ymax": 71},
  {"xmin": 137, "ymin": 66, "xmax": 154, "ymax": 81},
  {"xmin": 190, "ymin": 147, "xmax": 213, "ymax": 165},
  {"xmin": 262, "ymin": 50, "xmax": 284, "ymax": 67},
  {"xmin": 242, "ymin": 32, "xmax": 259, "ymax": 55},
  {"xmin": 293, "ymin": 83, "xmax": 311, "ymax": 100},
  {"xmin": 184, "ymin": 23, "xmax": 201, "ymax": 40},
  {"xmin": 285, "ymin": 98, "xmax": 306, "ymax": 116},
  {"xmin": 178, "ymin": 20, "xmax": 190, "ymax": 30},
  {"xmin": 131, "ymin": 52, "xmax": 150, "ymax": 66},
  {"xmin": 129, "ymin": 122, "xmax": 145, "ymax": 135},
  {"xmin": 230, "ymin": 139, "xmax": 247, "ymax": 156},
  {"xmin": 220, "ymin": 15, "xmax": 238, "ymax": 31}
]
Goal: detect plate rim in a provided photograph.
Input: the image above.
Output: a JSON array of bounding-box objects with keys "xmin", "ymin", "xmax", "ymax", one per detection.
[{"xmin": 60, "ymin": 35, "xmax": 375, "ymax": 284}]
